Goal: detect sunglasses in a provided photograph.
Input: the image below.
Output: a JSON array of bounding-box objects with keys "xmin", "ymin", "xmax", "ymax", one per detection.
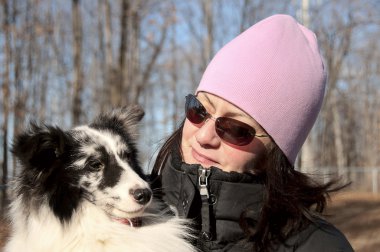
[{"xmin": 185, "ymin": 94, "xmax": 268, "ymax": 146}]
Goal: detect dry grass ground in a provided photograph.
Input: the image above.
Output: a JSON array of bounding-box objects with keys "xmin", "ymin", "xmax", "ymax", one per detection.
[
  {"xmin": 326, "ymin": 192, "xmax": 380, "ymax": 252},
  {"xmin": 0, "ymin": 215, "xmax": 9, "ymax": 250},
  {"xmin": 0, "ymin": 192, "xmax": 379, "ymax": 251}
]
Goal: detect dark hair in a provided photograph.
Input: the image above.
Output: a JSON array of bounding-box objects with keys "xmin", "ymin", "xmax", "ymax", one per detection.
[
  {"xmin": 152, "ymin": 122, "xmax": 345, "ymax": 251},
  {"xmin": 151, "ymin": 121, "xmax": 184, "ymax": 178},
  {"xmin": 241, "ymin": 143, "xmax": 346, "ymax": 251}
]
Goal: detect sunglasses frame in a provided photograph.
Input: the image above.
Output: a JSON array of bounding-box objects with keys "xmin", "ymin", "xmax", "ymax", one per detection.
[{"xmin": 185, "ymin": 94, "xmax": 268, "ymax": 146}]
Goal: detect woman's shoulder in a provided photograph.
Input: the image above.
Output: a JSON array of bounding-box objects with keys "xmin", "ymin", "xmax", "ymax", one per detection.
[{"xmin": 281, "ymin": 218, "xmax": 354, "ymax": 252}]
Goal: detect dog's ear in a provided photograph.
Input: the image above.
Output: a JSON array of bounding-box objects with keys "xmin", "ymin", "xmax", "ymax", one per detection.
[
  {"xmin": 115, "ymin": 105, "xmax": 145, "ymax": 131},
  {"xmin": 91, "ymin": 105, "xmax": 145, "ymax": 141},
  {"xmin": 12, "ymin": 123, "xmax": 69, "ymax": 171}
]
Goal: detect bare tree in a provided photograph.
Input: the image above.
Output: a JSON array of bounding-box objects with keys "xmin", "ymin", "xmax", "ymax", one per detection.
[
  {"xmin": 72, "ymin": 0, "xmax": 84, "ymax": 125},
  {"xmin": 127, "ymin": 0, "xmax": 140, "ymax": 104},
  {"xmin": 104, "ymin": 0, "xmax": 129, "ymax": 105},
  {"xmin": 96, "ymin": 0, "xmax": 116, "ymax": 110},
  {"xmin": 1, "ymin": 0, "xmax": 11, "ymax": 209},
  {"xmin": 298, "ymin": 0, "xmax": 314, "ymax": 171},
  {"xmin": 312, "ymin": 5, "xmax": 355, "ymax": 171},
  {"xmin": 12, "ymin": 28, "xmax": 27, "ymax": 177},
  {"xmin": 134, "ymin": 17, "xmax": 169, "ymax": 104},
  {"xmin": 1, "ymin": 0, "xmax": 380, "ymax": 184},
  {"xmin": 179, "ymin": 0, "xmax": 215, "ymax": 91},
  {"xmin": 169, "ymin": 9, "xmax": 179, "ymax": 130},
  {"xmin": 96, "ymin": 0, "xmax": 106, "ymax": 109},
  {"xmin": 104, "ymin": 0, "xmax": 114, "ymax": 70},
  {"xmin": 310, "ymin": 0, "xmax": 380, "ymax": 170},
  {"xmin": 238, "ymin": 0, "xmax": 265, "ymax": 32},
  {"xmin": 200, "ymin": 0, "xmax": 214, "ymax": 66}
]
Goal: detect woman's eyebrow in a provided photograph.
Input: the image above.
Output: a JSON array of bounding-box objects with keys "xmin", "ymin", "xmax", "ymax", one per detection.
[
  {"xmin": 199, "ymin": 93, "xmax": 215, "ymax": 109},
  {"xmin": 202, "ymin": 93, "xmax": 252, "ymax": 119},
  {"xmin": 201, "ymin": 93, "xmax": 263, "ymax": 130},
  {"xmin": 224, "ymin": 111, "xmax": 249, "ymax": 118}
]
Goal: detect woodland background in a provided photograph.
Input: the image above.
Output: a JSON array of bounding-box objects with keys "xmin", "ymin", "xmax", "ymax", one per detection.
[{"xmin": 0, "ymin": 0, "xmax": 380, "ymax": 195}]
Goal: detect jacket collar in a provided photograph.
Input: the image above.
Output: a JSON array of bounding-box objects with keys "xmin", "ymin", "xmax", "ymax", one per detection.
[{"xmin": 163, "ymin": 149, "xmax": 265, "ymax": 222}]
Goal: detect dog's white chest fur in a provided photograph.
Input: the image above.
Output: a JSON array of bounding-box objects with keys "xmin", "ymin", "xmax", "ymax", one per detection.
[{"xmin": 6, "ymin": 201, "xmax": 195, "ymax": 252}]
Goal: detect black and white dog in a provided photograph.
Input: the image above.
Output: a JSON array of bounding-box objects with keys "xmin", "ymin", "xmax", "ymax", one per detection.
[{"xmin": 5, "ymin": 106, "xmax": 195, "ymax": 252}]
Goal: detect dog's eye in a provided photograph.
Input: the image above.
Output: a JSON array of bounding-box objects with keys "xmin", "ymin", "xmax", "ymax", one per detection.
[{"xmin": 88, "ymin": 160, "xmax": 104, "ymax": 171}]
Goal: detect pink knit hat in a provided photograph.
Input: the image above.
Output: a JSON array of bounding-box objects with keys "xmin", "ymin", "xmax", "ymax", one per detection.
[{"xmin": 196, "ymin": 14, "xmax": 326, "ymax": 164}]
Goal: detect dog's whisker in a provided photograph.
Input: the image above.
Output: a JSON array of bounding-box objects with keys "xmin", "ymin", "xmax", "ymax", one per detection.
[{"xmin": 152, "ymin": 188, "xmax": 164, "ymax": 192}]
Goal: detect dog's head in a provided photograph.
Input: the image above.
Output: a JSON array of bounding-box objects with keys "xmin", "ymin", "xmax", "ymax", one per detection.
[{"xmin": 13, "ymin": 106, "xmax": 152, "ymax": 223}]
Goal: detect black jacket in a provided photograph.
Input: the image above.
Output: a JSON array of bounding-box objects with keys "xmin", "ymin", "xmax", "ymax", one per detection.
[{"xmin": 157, "ymin": 151, "xmax": 354, "ymax": 252}]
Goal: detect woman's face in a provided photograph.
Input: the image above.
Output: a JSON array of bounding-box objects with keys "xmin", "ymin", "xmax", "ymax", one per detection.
[{"xmin": 181, "ymin": 92, "xmax": 272, "ymax": 173}]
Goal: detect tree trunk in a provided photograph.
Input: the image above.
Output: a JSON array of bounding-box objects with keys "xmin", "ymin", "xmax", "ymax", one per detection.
[
  {"xmin": 299, "ymin": 136, "xmax": 315, "ymax": 172},
  {"xmin": 104, "ymin": 0, "xmax": 113, "ymax": 67},
  {"xmin": 170, "ymin": 22, "xmax": 179, "ymax": 130},
  {"xmin": 129, "ymin": 5, "xmax": 140, "ymax": 104},
  {"xmin": 200, "ymin": 0, "xmax": 213, "ymax": 68},
  {"xmin": 331, "ymin": 90, "xmax": 346, "ymax": 172},
  {"xmin": 298, "ymin": 0, "xmax": 314, "ymax": 172},
  {"xmin": 111, "ymin": 0, "xmax": 129, "ymax": 107},
  {"xmin": 72, "ymin": 0, "xmax": 84, "ymax": 125},
  {"xmin": 13, "ymin": 45, "xmax": 27, "ymax": 177},
  {"xmin": 1, "ymin": 0, "xmax": 11, "ymax": 211},
  {"xmin": 315, "ymin": 10, "xmax": 354, "ymax": 168},
  {"xmin": 134, "ymin": 20, "xmax": 168, "ymax": 104}
]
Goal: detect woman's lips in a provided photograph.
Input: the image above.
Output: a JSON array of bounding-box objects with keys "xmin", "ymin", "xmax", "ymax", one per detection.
[{"xmin": 191, "ymin": 148, "xmax": 217, "ymax": 166}]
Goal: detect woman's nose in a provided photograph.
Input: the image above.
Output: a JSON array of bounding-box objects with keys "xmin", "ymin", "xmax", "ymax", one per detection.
[{"xmin": 195, "ymin": 118, "xmax": 220, "ymax": 147}]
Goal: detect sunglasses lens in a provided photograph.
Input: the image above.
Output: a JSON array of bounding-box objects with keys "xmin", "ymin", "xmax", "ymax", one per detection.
[
  {"xmin": 216, "ymin": 117, "xmax": 255, "ymax": 146},
  {"xmin": 185, "ymin": 95, "xmax": 207, "ymax": 124},
  {"xmin": 185, "ymin": 94, "xmax": 256, "ymax": 146}
]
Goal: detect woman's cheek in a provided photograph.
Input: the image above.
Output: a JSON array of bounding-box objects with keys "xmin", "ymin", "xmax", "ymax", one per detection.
[{"xmin": 222, "ymin": 149, "xmax": 253, "ymax": 172}]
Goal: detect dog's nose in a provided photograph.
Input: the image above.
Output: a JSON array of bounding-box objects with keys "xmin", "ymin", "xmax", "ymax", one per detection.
[{"xmin": 131, "ymin": 188, "xmax": 152, "ymax": 205}]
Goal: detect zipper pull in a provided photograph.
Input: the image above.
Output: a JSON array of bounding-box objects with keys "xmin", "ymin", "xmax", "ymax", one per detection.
[
  {"xmin": 198, "ymin": 166, "xmax": 214, "ymax": 241},
  {"xmin": 198, "ymin": 166, "xmax": 211, "ymax": 199}
]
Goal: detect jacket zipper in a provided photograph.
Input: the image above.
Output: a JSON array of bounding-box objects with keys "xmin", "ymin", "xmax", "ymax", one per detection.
[
  {"xmin": 198, "ymin": 166, "xmax": 213, "ymax": 241},
  {"xmin": 198, "ymin": 166, "xmax": 211, "ymax": 198}
]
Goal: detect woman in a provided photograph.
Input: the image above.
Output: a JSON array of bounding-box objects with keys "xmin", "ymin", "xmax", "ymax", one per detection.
[{"xmin": 151, "ymin": 14, "xmax": 353, "ymax": 252}]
